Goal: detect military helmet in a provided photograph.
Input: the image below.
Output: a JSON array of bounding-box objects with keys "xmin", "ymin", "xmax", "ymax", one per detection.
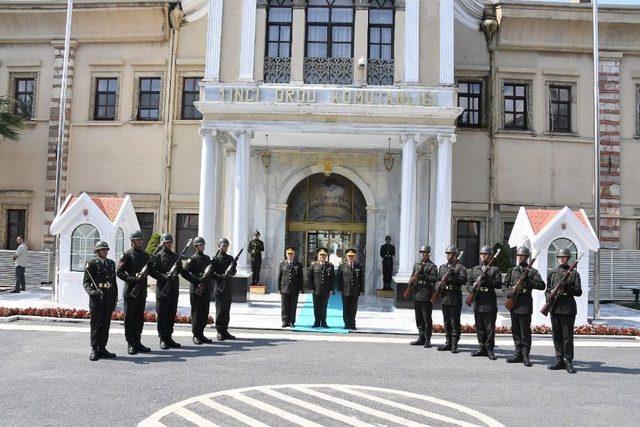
[
  {"xmin": 418, "ymin": 245, "xmax": 431, "ymax": 253},
  {"xmin": 385, "ymin": 235, "xmax": 391, "ymax": 241},
  {"xmin": 557, "ymin": 247, "xmax": 572, "ymax": 258},
  {"xmin": 218, "ymin": 238, "xmax": 230, "ymax": 247},
  {"xmin": 130, "ymin": 230, "xmax": 144, "ymax": 240},
  {"xmin": 253, "ymin": 230, "xmax": 260, "ymax": 237},
  {"xmin": 516, "ymin": 246, "xmax": 531, "ymax": 257},
  {"xmin": 479, "ymin": 245, "xmax": 493, "ymax": 255},
  {"xmin": 160, "ymin": 233, "xmax": 174, "ymax": 243},
  {"xmin": 445, "ymin": 245, "xmax": 459, "ymax": 254},
  {"xmin": 193, "ymin": 236, "xmax": 206, "ymax": 246},
  {"xmin": 94, "ymin": 241, "xmax": 110, "ymax": 252}
]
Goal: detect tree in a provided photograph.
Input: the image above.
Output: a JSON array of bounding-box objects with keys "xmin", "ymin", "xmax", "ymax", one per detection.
[
  {"xmin": 0, "ymin": 96, "xmax": 24, "ymax": 141},
  {"xmin": 492, "ymin": 242, "xmax": 514, "ymax": 273},
  {"xmin": 146, "ymin": 233, "xmax": 161, "ymax": 254}
]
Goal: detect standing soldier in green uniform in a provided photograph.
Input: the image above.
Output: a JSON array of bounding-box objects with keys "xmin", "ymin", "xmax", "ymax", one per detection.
[
  {"xmin": 379, "ymin": 236, "xmax": 395, "ymax": 290},
  {"xmin": 337, "ymin": 248, "xmax": 364, "ymax": 330},
  {"xmin": 546, "ymin": 247, "xmax": 582, "ymax": 374},
  {"xmin": 211, "ymin": 238, "xmax": 238, "ymax": 341},
  {"xmin": 467, "ymin": 245, "xmax": 502, "ymax": 360},
  {"xmin": 436, "ymin": 245, "xmax": 467, "ymax": 354},
  {"xmin": 83, "ymin": 241, "xmax": 118, "ymax": 361},
  {"xmin": 409, "ymin": 246, "xmax": 438, "ymax": 348},
  {"xmin": 148, "ymin": 233, "xmax": 181, "ymax": 350},
  {"xmin": 278, "ymin": 246, "xmax": 304, "ymax": 328},
  {"xmin": 248, "ymin": 230, "xmax": 264, "ymax": 285},
  {"xmin": 181, "ymin": 236, "xmax": 213, "ymax": 345},
  {"xmin": 504, "ymin": 246, "xmax": 545, "ymax": 367},
  {"xmin": 116, "ymin": 230, "xmax": 151, "ymax": 355},
  {"xmin": 308, "ymin": 247, "xmax": 335, "ymax": 328}
]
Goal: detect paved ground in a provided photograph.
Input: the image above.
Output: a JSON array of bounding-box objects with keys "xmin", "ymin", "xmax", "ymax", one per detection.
[{"xmin": 1, "ymin": 320, "xmax": 639, "ymax": 426}]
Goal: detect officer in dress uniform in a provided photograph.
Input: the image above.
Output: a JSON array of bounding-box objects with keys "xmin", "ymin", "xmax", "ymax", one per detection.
[
  {"xmin": 504, "ymin": 246, "xmax": 545, "ymax": 367},
  {"xmin": 379, "ymin": 236, "xmax": 395, "ymax": 290},
  {"xmin": 337, "ymin": 248, "xmax": 364, "ymax": 330},
  {"xmin": 278, "ymin": 246, "xmax": 304, "ymax": 327},
  {"xmin": 308, "ymin": 247, "xmax": 335, "ymax": 328},
  {"xmin": 248, "ymin": 230, "xmax": 264, "ymax": 285},
  {"xmin": 467, "ymin": 245, "xmax": 503, "ymax": 360},
  {"xmin": 148, "ymin": 233, "xmax": 182, "ymax": 350},
  {"xmin": 409, "ymin": 246, "xmax": 438, "ymax": 348},
  {"xmin": 180, "ymin": 236, "xmax": 213, "ymax": 345},
  {"xmin": 546, "ymin": 247, "xmax": 582, "ymax": 374},
  {"xmin": 116, "ymin": 230, "xmax": 151, "ymax": 355},
  {"xmin": 436, "ymin": 245, "xmax": 467, "ymax": 354},
  {"xmin": 211, "ymin": 238, "xmax": 238, "ymax": 341},
  {"xmin": 83, "ymin": 241, "xmax": 118, "ymax": 361}
]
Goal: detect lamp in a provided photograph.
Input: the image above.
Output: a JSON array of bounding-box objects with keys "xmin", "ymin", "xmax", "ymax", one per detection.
[
  {"xmin": 261, "ymin": 134, "xmax": 272, "ymax": 168},
  {"xmin": 383, "ymin": 137, "xmax": 395, "ymax": 171}
]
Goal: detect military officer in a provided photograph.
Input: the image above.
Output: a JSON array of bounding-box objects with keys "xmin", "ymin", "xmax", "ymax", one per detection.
[
  {"xmin": 436, "ymin": 245, "xmax": 467, "ymax": 354},
  {"xmin": 83, "ymin": 241, "xmax": 118, "ymax": 361},
  {"xmin": 308, "ymin": 247, "xmax": 335, "ymax": 328},
  {"xmin": 148, "ymin": 233, "xmax": 182, "ymax": 350},
  {"xmin": 248, "ymin": 230, "xmax": 264, "ymax": 285},
  {"xmin": 116, "ymin": 230, "xmax": 151, "ymax": 355},
  {"xmin": 337, "ymin": 248, "xmax": 364, "ymax": 330},
  {"xmin": 180, "ymin": 236, "xmax": 213, "ymax": 345},
  {"xmin": 504, "ymin": 246, "xmax": 545, "ymax": 367},
  {"xmin": 278, "ymin": 246, "xmax": 304, "ymax": 328},
  {"xmin": 546, "ymin": 247, "xmax": 582, "ymax": 374},
  {"xmin": 211, "ymin": 238, "xmax": 238, "ymax": 341},
  {"xmin": 467, "ymin": 245, "xmax": 503, "ymax": 360},
  {"xmin": 409, "ymin": 246, "xmax": 438, "ymax": 348},
  {"xmin": 380, "ymin": 236, "xmax": 395, "ymax": 290}
]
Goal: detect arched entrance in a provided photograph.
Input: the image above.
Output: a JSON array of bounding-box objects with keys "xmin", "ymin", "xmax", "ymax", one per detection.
[{"xmin": 286, "ymin": 173, "xmax": 367, "ymax": 268}]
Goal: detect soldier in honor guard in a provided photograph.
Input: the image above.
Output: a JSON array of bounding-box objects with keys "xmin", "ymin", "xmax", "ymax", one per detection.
[
  {"xmin": 409, "ymin": 246, "xmax": 438, "ymax": 348},
  {"xmin": 83, "ymin": 241, "xmax": 118, "ymax": 361},
  {"xmin": 504, "ymin": 246, "xmax": 545, "ymax": 367},
  {"xmin": 278, "ymin": 246, "xmax": 304, "ymax": 328},
  {"xmin": 211, "ymin": 238, "xmax": 238, "ymax": 341},
  {"xmin": 116, "ymin": 230, "xmax": 151, "ymax": 355},
  {"xmin": 180, "ymin": 236, "xmax": 213, "ymax": 345},
  {"xmin": 337, "ymin": 248, "xmax": 364, "ymax": 330},
  {"xmin": 148, "ymin": 233, "xmax": 182, "ymax": 350},
  {"xmin": 436, "ymin": 245, "xmax": 467, "ymax": 353},
  {"xmin": 248, "ymin": 230, "xmax": 264, "ymax": 285},
  {"xmin": 546, "ymin": 247, "xmax": 582, "ymax": 374},
  {"xmin": 467, "ymin": 245, "xmax": 502, "ymax": 360},
  {"xmin": 308, "ymin": 247, "xmax": 335, "ymax": 328},
  {"xmin": 379, "ymin": 236, "xmax": 395, "ymax": 290}
]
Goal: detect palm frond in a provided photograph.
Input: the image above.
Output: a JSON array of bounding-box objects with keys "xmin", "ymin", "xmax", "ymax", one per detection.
[{"xmin": 0, "ymin": 95, "xmax": 25, "ymax": 142}]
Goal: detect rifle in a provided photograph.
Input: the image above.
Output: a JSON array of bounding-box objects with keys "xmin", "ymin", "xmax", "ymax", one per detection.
[
  {"xmin": 84, "ymin": 262, "xmax": 103, "ymax": 299},
  {"xmin": 540, "ymin": 253, "xmax": 584, "ymax": 317},
  {"xmin": 194, "ymin": 249, "xmax": 220, "ymax": 297},
  {"xmin": 215, "ymin": 247, "xmax": 245, "ymax": 294},
  {"xmin": 159, "ymin": 239, "xmax": 193, "ymax": 298},
  {"xmin": 130, "ymin": 243, "xmax": 163, "ymax": 298},
  {"xmin": 504, "ymin": 256, "xmax": 537, "ymax": 311},
  {"xmin": 465, "ymin": 249, "xmax": 501, "ymax": 307},
  {"xmin": 430, "ymin": 251, "xmax": 465, "ymax": 304},
  {"xmin": 402, "ymin": 255, "xmax": 430, "ymax": 299}
]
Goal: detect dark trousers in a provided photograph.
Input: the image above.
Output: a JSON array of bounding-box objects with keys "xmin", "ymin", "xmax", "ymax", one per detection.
[
  {"xmin": 190, "ymin": 292, "xmax": 210, "ymax": 337},
  {"xmin": 14, "ymin": 266, "xmax": 25, "ymax": 292},
  {"xmin": 475, "ymin": 311, "xmax": 497, "ymax": 350},
  {"xmin": 414, "ymin": 299, "xmax": 433, "ymax": 337},
  {"xmin": 215, "ymin": 290, "xmax": 232, "ymax": 333},
  {"xmin": 156, "ymin": 296, "xmax": 178, "ymax": 340},
  {"xmin": 510, "ymin": 312, "xmax": 532, "ymax": 354},
  {"xmin": 551, "ymin": 313, "xmax": 576, "ymax": 361},
  {"xmin": 382, "ymin": 260, "xmax": 393, "ymax": 288},
  {"xmin": 442, "ymin": 304, "xmax": 462, "ymax": 342},
  {"xmin": 281, "ymin": 293, "xmax": 299, "ymax": 325},
  {"xmin": 123, "ymin": 296, "xmax": 146, "ymax": 345},
  {"xmin": 313, "ymin": 293, "xmax": 330, "ymax": 324},
  {"xmin": 90, "ymin": 303, "xmax": 113, "ymax": 350},
  {"xmin": 251, "ymin": 256, "xmax": 262, "ymax": 284},
  {"xmin": 342, "ymin": 294, "xmax": 359, "ymax": 328}
]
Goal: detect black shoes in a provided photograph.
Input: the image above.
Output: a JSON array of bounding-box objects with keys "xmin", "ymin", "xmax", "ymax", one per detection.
[
  {"xmin": 547, "ymin": 359, "xmax": 566, "ymax": 370},
  {"xmin": 223, "ymin": 332, "xmax": 235, "ymax": 340},
  {"xmin": 127, "ymin": 345, "xmax": 138, "ymax": 355},
  {"xmin": 424, "ymin": 338, "xmax": 432, "ymax": 348},
  {"xmin": 410, "ymin": 336, "xmax": 425, "ymax": 346},
  {"xmin": 437, "ymin": 342, "xmax": 452, "ymax": 351},
  {"xmin": 217, "ymin": 333, "xmax": 225, "ymax": 341},
  {"xmin": 451, "ymin": 342, "xmax": 459, "ymax": 354},
  {"xmin": 160, "ymin": 340, "xmax": 170, "ymax": 350},
  {"xmin": 90, "ymin": 349, "xmax": 99, "ymax": 361},
  {"xmin": 321, "ymin": 322, "xmax": 329, "ymax": 329},
  {"xmin": 312, "ymin": 322, "xmax": 320, "ymax": 328},
  {"xmin": 487, "ymin": 350, "xmax": 497, "ymax": 361},
  {"xmin": 168, "ymin": 338, "xmax": 181, "ymax": 348},
  {"xmin": 565, "ymin": 360, "xmax": 576, "ymax": 374},
  {"xmin": 471, "ymin": 348, "xmax": 487, "ymax": 357},
  {"xmin": 523, "ymin": 354, "xmax": 533, "ymax": 367},
  {"xmin": 10, "ymin": 290, "xmax": 19, "ymax": 293},
  {"xmin": 192, "ymin": 336, "xmax": 203, "ymax": 345},
  {"xmin": 506, "ymin": 352, "xmax": 524, "ymax": 363},
  {"xmin": 99, "ymin": 348, "xmax": 116, "ymax": 359},
  {"xmin": 201, "ymin": 335, "xmax": 213, "ymax": 344},
  {"xmin": 136, "ymin": 343, "xmax": 151, "ymax": 353}
]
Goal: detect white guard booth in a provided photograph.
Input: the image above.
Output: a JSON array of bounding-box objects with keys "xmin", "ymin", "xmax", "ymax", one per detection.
[
  {"xmin": 50, "ymin": 193, "xmax": 140, "ymax": 309},
  {"xmin": 508, "ymin": 206, "xmax": 600, "ymax": 326}
]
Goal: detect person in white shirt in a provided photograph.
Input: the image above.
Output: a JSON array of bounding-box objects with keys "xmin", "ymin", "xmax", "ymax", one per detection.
[{"xmin": 11, "ymin": 236, "xmax": 28, "ymax": 293}]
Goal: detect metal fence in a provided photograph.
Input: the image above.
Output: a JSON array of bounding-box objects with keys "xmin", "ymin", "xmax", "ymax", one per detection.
[
  {"xmin": 589, "ymin": 249, "xmax": 640, "ymax": 301},
  {"xmin": 0, "ymin": 249, "xmax": 52, "ymax": 288}
]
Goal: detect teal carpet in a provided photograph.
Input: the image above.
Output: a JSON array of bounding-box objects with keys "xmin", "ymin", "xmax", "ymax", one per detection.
[{"xmin": 292, "ymin": 293, "xmax": 349, "ymax": 334}]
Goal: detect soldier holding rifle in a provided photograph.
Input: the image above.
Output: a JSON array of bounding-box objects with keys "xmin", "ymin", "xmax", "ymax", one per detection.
[
  {"xmin": 434, "ymin": 246, "xmax": 467, "ymax": 354},
  {"xmin": 211, "ymin": 238, "xmax": 239, "ymax": 341},
  {"xmin": 181, "ymin": 236, "xmax": 213, "ymax": 345},
  {"xmin": 407, "ymin": 246, "xmax": 438, "ymax": 348}
]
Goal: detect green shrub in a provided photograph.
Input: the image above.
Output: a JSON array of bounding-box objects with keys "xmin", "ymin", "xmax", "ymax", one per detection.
[
  {"xmin": 492, "ymin": 242, "xmax": 514, "ymax": 273},
  {"xmin": 146, "ymin": 233, "xmax": 161, "ymax": 255}
]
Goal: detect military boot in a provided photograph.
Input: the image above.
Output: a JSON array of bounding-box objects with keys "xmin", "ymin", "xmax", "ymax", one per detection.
[
  {"xmin": 424, "ymin": 336, "xmax": 432, "ymax": 348},
  {"xmin": 192, "ymin": 336, "xmax": 203, "ymax": 345},
  {"xmin": 471, "ymin": 346, "xmax": 487, "ymax": 357},
  {"xmin": 99, "ymin": 348, "xmax": 116, "ymax": 359},
  {"xmin": 547, "ymin": 358, "xmax": 566, "ymax": 370},
  {"xmin": 487, "ymin": 349, "xmax": 497, "ymax": 361},
  {"xmin": 437, "ymin": 338, "xmax": 452, "ymax": 351},
  {"xmin": 410, "ymin": 333, "xmax": 425, "ymax": 346},
  {"xmin": 523, "ymin": 350, "xmax": 533, "ymax": 367},
  {"xmin": 451, "ymin": 338, "xmax": 460, "ymax": 354},
  {"xmin": 90, "ymin": 349, "xmax": 100, "ymax": 361},
  {"xmin": 506, "ymin": 350, "xmax": 523, "ymax": 363},
  {"xmin": 565, "ymin": 359, "xmax": 576, "ymax": 374},
  {"xmin": 159, "ymin": 340, "xmax": 170, "ymax": 350},
  {"xmin": 127, "ymin": 344, "xmax": 138, "ymax": 355},
  {"xmin": 168, "ymin": 338, "xmax": 181, "ymax": 348}
]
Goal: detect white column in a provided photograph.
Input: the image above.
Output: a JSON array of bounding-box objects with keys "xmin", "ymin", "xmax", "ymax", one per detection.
[
  {"xmin": 396, "ymin": 133, "xmax": 419, "ymax": 279},
  {"xmin": 365, "ymin": 206, "xmax": 378, "ymax": 293},
  {"xmin": 439, "ymin": 0, "xmax": 454, "ymax": 86},
  {"xmin": 404, "ymin": 0, "xmax": 419, "ymax": 84},
  {"xmin": 232, "ymin": 129, "xmax": 254, "ymax": 272},
  {"xmin": 239, "ymin": 0, "xmax": 258, "ymax": 82},
  {"xmin": 198, "ymin": 129, "xmax": 220, "ymax": 256},
  {"xmin": 205, "ymin": 0, "xmax": 224, "ymax": 81},
  {"xmin": 433, "ymin": 133, "xmax": 456, "ymax": 266},
  {"xmin": 416, "ymin": 153, "xmax": 431, "ymax": 249}
]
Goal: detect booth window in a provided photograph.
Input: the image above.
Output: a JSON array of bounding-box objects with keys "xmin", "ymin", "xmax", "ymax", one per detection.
[
  {"xmin": 115, "ymin": 227, "xmax": 125, "ymax": 260},
  {"xmin": 70, "ymin": 224, "xmax": 100, "ymax": 272},
  {"xmin": 547, "ymin": 238, "xmax": 578, "ymax": 272}
]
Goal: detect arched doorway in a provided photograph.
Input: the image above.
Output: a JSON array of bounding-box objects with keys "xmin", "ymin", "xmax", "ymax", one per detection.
[{"xmin": 286, "ymin": 173, "xmax": 367, "ymax": 267}]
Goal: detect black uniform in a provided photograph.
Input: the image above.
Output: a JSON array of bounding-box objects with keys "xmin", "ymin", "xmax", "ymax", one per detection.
[
  {"xmin": 438, "ymin": 261, "xmax": 467, "ymax": 345},
  {"xmin": 181, "ymin": 251, "xmax": 212, "ymax": 339},
  {"xmin": 411, "ymin": 260, "xmax": 438, "ymax": 340},
  {"xmin": 83, "ymin": 257, "xmax": 118, "ymax": 352},
  {"xmin": 380, "ymin": 243, "xmax": 395, "ymax": 289},
  {"xmin": 504, "ymin": 263, "xmax": 545, "ymax": 356},
  {"xmin": 337, "ymin": 261, "xmax": 364, "ymax": 329},
  {"xmin": 308, "ymin": 261, "xmax": 335, "ymax": 326},
  {"xmin": 467, "ymin": 263, "xmax": 503, "ymax": 351},
  {"xmin": 116, "ymin": 248, "xmax": 150, "ymax": 346},
  {"xmin": 248, "ymin": 238, "xmax": 264, "ymax": 284},
  {"xmin": 148, "ymin": 248, "xmax": 181, "ymax": 342},
  {"xmin": 211, "ymin": 251, "xmax": 237, "ymax": 335},
  {"xmin": 546, "ymin": 264, "xmax": 582, "ymax": 362},
  {"xmin": 278, "ymin": 260, "xmax": 304, "ymax": 326}
]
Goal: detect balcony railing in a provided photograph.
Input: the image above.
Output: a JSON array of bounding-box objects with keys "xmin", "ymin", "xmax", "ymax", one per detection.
[
  {"xmin": 304, "ymin": 57, "xmax": 353, "ymax": 85},
  {"xmin": 367, "ymin": 59, "xmax": 394, "ymax": 86},
  {"xmin": 264, "ymin": 57, "xmax": 291, "ymax": 84}
]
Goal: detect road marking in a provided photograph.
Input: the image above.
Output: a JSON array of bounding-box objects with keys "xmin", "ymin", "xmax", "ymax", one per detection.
[
  {"xmin": 199, "ymin": 399, "xmax": 271, "ymax": 427},
  {"xmin": 228, "ymin": 391, "xmax": 323, "ymax": 427},
  {"xmin": 173, "ymin": 406, "xmax": 219, "ymax": 427}
]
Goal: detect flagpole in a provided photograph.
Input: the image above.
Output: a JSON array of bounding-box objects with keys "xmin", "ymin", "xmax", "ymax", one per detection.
[{"xmin": 592, "ymin": 0, "xmax": 601, "ymax": 321}]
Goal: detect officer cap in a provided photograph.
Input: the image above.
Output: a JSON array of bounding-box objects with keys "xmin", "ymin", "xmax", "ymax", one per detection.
[
  {"xmin": 516, "ymin": 246, "xmax": 531, "ymax": 257},
  {"xmin": 317, "ymin": 248, "xmax": 328, "ymax": 256},
  {"xmin": 418, "ymin": 245, "xmax": 431, "ymax": 253},
  {"xmin": 218, "ymin": 238, "xmax": 230, "ymax": 247},
  {"xmin": 160, "ymin": 233, "xmax": 174, "ymax": 244},
  {"xmin": 346, "ymin": 248, "xmax": 357, "ymax": 256},
  {"xmin": 285, "ymin": 245, "xmax": 296, "ymax": 254},
  {"xmin": 557, "ymin": 247, "xmax": 572, "ymax": 258},
  {"xmin": 445, "ymin": 245, "xmax": 459, "ymax": 254},
  {"xmin": 479, "ymin": 245, "xmax": 493, "ymax": 255},
  {"xmin": 130, "ymin": 230, "xmax": 144, "ymax": 240},
  {"xmin": 193, "ymin": 236, "xmax": 206, "ymax": 246},
  {"xmin": 94, "ymin": 241, "xmax": 110, "ymax": 252}
]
